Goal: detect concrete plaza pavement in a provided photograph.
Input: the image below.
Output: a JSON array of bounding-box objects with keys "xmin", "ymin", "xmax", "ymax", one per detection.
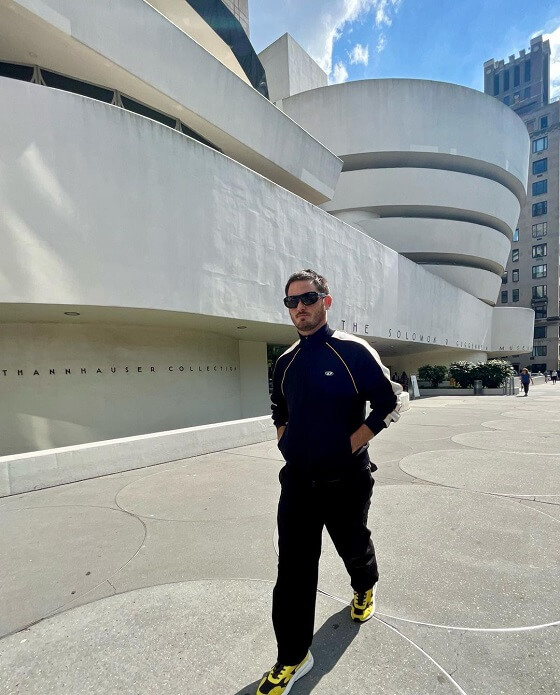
[{"xmin": 1, "ymin": 384, "xmax": 560, "ymax": 694}]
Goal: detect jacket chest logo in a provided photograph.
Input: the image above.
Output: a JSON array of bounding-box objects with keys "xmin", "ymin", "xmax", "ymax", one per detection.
[{"xmin": 324, "ymin": 371, "xmax": 334, "ymax": 376}]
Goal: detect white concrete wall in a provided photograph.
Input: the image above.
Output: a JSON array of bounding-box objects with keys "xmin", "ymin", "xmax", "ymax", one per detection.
[
  {"xmin": 259, "ymin": 34, "xmax": 328, "ymax": 103},
  {"xmin": 490, "ymin": 307, "xmax": 535, "ymax": 353},
  {"xmin": 390, "ymin": 310, "xmax": 535, "ymax": 371},
  {"xmin": 0, "ymin": 323, "xmax": 242, "ymax": 455},
  {"xmin": 0, "ymin": 78, "xmax": 503, "ymax": 348},
  {"xmin": 421, "ymin": 265, "xmax": 502, "ymax": 305},
  {"xmin": 0, "ymin": 416, "xmax": 276, "ymax": 496},
  {"xmin": 238, "ymin": 341, "xmax": 270, "ymax": 418},
  {"xmin": 346, "ymin": 218, "xmax": 511, "ymax": 273},
  {"xmin": 278, "ymin": 79, "xmax": 530, "ymax": 307},
  {"xmin": 280, "ymin": 79, "xmax": 529, "ymax": 197},
  {"xmin": 349, "ymin": 215, "xmax": 511, "ymax": 303},
  {"xmin": 0, "ymin": 0, "xmax": 341, "ymax": 204},
  {"xmin": 258, "ymin": 35, "xmax": 290, "ymax": 104},
  {"xmin": 0, "ymin": 78, "xmax": 535, "ymax": 454},
  {"xmin": 323, "ymin": 168, "xmax": 520, "ymax": 238}
]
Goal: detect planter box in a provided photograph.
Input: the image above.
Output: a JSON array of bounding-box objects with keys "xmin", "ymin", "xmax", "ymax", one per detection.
[
  {"xmin": 419, "ymin": 388, "xmax": 472, "ymax": 396},
  {"xmin": 0, "ymin": 416, "xmax": 276, "ymax": 497},
  {"xmin": 419, "ymin": 387, "xmax": 519, "ymax": 397}
]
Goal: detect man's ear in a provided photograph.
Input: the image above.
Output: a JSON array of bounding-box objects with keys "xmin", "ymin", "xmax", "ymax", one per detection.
[{"xmin": 324, "ymin": 295, "xmax": 333, "ymax": 309}]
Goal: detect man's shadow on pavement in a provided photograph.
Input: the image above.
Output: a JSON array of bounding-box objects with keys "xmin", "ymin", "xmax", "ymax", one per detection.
[{"xmin": 232, "ymin": 605, "xmax": 361, "ymax": 695}]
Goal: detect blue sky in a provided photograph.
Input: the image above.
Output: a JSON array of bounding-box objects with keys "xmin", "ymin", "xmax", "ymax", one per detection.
[{"xmin": 248, "ymin": 0, "xmax": 560, "ymax": 96}]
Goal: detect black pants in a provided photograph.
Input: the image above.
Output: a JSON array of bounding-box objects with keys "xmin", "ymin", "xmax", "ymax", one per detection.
[
  {"xmin": 523, "ymin": 382, "xmax": 529, "ymax": 395},
  {"xmin": 272, "ymin": 466, "xmax": 378, "ymax": 664}
]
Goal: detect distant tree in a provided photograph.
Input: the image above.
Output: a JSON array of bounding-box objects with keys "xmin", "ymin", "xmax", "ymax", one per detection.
[{"xmin": 417, "ymin": 364, "xmax": 448, "ymax": 388}]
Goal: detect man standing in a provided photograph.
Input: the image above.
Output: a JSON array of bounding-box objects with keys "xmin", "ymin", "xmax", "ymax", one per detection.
[{"xmin": 256, "ymin": 269, "xmax": 402, "ymax": 695}]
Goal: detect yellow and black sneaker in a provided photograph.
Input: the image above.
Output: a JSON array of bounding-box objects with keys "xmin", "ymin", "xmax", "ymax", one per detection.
[
  {"xmin": 256, "ymin": 651, "xmax": 314, "ymax": 694},
  {"xmin": 350, "ymin": 586, "xmax": 376, "ymax": 622}
]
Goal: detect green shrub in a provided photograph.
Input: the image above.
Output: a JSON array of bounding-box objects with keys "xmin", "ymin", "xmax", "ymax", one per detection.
[
  {"xmin": 448, "ymin": 360, "xmax": 514, "ymax": 389},
  {"xmin": 475, "ymin": 359, "xmax": 515, "ymax": 388},
  {"xmin": 417, "ymin": 364, "xmax": 448, "ymax": 388},
  {"xmin": 448, "ymin": 361, "xmax": 475, "ymax": 388}
]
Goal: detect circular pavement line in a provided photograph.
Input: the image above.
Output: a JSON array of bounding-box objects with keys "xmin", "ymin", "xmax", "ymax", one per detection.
[
  {"xmin": 452, "ymin": 430, "xmax": 560, "ymax": 455},
  {"xmin": 0, "ymin": 505, "xmax": 145, "ymax": 638},
  {"xmin": 399, "ymin": 449, "xmax": 560, "ymax": 496},
  {"xmin": 116, "ymin": 457, "xmax": 281, "ymax": 521},
  {"xmin": 0, "ymin": 579, "xmax": 462, "ymax": 695},
  {"xmin": 500, "ymin": 409, "xmax": 560, "ymax": 421},
  {"xmin": 313, "ymin": 485, "xmax": 560, "ymax": 629}
]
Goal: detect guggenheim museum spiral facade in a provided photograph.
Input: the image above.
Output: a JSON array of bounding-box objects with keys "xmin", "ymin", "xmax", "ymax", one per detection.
[{"xmin": 0, "ymin": 0, "xmax": 533, "ymax": 456}]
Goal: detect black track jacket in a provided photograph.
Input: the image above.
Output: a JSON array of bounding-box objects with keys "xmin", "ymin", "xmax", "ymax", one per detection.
[{"xmin": 271, "ymin": 324, "xmax": 402, "ymax": 479}]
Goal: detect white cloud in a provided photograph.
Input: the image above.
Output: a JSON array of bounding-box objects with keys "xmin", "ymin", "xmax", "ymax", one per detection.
[
  {"xmin": 376, "ymin": 33, "xmax": 387, "ymax": 53},
  {"xmin": 375, "ymin": 0, "xmax": 402, "ymax": 27},
  {"xmin": 250, "ymin": 0, "xmax": 402, "ymax": 78},
  {"xmin": 544, "ymin": 24, "xmax": 560, "ymax": 99},
  {"xmin": 332, "ymin": 61, "xmax": 349, "ymax": 83},
  {"xmin": 349, "ymin": 42, "xmax": 369, "ymax": 65}
]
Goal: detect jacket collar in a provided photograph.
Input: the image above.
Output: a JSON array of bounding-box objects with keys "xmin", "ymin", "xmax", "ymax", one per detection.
[{"xmin": 298, "ymin": 323, "xmax": 334, "ymax": 346}]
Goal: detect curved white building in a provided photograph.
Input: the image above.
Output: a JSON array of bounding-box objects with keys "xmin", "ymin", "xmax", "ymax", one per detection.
[
  {"xmin": 279, "ymin": 79, "xmax": 529, "ymax": 306},
  {"xmin": 0, "ymin": 1, "xmax": 533, "ymax": 457}
]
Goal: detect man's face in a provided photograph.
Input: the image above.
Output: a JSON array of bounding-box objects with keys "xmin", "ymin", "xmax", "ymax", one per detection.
[{"xmin": 286, "ymin": 279, "xmax": 332, "ymax": 335}]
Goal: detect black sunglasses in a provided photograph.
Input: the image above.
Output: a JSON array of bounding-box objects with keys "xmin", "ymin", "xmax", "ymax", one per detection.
[{"xmin": 283, "ymin": 292, "xmax": 328, "ymax": 309}]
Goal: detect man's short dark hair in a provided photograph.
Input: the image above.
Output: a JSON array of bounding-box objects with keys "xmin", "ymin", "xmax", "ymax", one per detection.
[{"xmin": 285, "ymin": 269, "xmax": 330, "ymax": 296}]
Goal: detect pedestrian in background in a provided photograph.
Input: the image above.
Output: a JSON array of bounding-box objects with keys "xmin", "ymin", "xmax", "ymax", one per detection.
[
  {"xmin": 400, "ymin": 371, "xmax": 408, "ymax": 391},
  {"xmin": 520, "ymin": 368, "xmax": 533, "ymax": 396}
]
